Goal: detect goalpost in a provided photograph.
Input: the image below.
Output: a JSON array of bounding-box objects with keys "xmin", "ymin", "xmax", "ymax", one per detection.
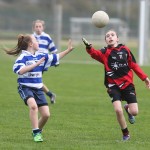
[{"xmin": 139, "ymin": 0, "xmax": 150, "ymax": 66}]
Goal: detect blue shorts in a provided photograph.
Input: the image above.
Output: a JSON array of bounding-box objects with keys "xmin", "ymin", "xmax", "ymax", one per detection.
[
  {"xmin": 107, "ymin": 84, "xmax": 137, "ymax": 104},
  {"xmin": 18, "ymin": 84, "xmax": 48, "ymax": 107}
]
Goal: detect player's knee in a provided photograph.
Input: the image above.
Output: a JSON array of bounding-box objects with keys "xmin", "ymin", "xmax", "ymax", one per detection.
[
  {"xmin": 115, "ymin": 108, "xmax": 123, "ymax": 115},
  {"xmin": 30, "ymin": 105, "xmax": 38, "ymax": 112},
  {"xmin": 43, "ymin": 112, "xmax": 50, "ymax": 119},
  {"xmin": 46, "ymin": 112, "xmax": 50, "ymax": 118},
  {"xmin": 128, "ymin": 103, "xmax": 138, "ymax": 116},
  {"xmin": 130, "ymin": 109, "xmax": 138, "ymax": 116}
]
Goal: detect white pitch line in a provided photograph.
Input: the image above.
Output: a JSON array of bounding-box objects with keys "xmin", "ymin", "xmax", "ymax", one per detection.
[{"xmin": 61, "ymin": 60, "xmax": 99, "ymax": 65}]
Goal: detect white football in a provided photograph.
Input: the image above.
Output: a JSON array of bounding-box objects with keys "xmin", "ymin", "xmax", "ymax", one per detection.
[{"xmin": 92, "ymin": 11, "xmax": 109, "ymax": 28}]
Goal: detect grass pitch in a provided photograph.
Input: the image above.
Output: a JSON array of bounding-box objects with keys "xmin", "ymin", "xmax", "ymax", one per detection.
[{"xmin": 1, "ymin": 42, "xmax": 150, "ymax": 150}]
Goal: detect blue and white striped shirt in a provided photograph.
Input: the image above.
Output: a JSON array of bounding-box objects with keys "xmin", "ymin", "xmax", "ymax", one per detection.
[
  {"xmin": 33, "ymin": 32, "xmax": 58, "ymax": 54},
  {"xmin": 13, "ymin": 50, "xmax": 59, "ymax": 89}
]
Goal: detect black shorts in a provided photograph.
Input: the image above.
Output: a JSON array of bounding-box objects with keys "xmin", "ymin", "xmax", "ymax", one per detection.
[{"xmin": 107, "ymin": 84, "xmax": 137, "ymax": 104}]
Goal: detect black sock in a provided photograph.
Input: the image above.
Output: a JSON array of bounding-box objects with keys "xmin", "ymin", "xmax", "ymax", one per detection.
[
  {"xmin": 122, "ymin": 128, "xmax": 129, "ymax": 136},
  {"xmin": 46, "ymin": 91, "xmax": 53, "ymax": 97},
  {"xmin": 39, "ymin": 129, "xmax": 42, "ymax": 133},
  {"xmin": 32, "ymin": 128, "xmax": 41, "ymax": 134}
]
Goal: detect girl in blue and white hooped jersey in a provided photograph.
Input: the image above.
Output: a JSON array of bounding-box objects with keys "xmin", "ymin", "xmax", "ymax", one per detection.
[
  {"xmin": 5, "ymin": 34, "xmax": 74, "ymax": 142},
  {"xmin": 32, "ymin": 19, "xmax": 57, "ymax": 54},
  {"xmin": 32, "ymin": 19, "xmax": 58, "ymax": 104}
]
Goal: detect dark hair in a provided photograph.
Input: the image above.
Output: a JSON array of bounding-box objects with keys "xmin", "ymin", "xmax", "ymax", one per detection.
[
  {"xmin": 5, "ymin": 34, "xmax": 32, "ymax": 56},
  {"xmin": 105, "ymin": 29, "xmax": 118, "ymax": 40}
]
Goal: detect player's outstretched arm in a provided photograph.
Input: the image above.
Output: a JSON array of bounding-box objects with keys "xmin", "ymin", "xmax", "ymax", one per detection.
[{"xmin": 58, "ymin": 39, "xmax": 74, "ymax": 59}]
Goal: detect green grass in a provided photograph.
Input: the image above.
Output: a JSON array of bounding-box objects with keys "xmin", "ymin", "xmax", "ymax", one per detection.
[{"xmin": 1, "ymin": 43, "xmax": 150, "ymax": 150}]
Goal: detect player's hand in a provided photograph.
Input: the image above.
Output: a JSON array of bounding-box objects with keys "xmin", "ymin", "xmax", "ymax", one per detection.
[
  {"xmin": 145, "ymin": 77, "xmax": 150, "ymax": 89},
  {"xmin": 67, "ymin": 39, "xmax": 74, "ymax": 52},
  {"xmin": 82, "ymin": 37, "xmax": 91, "ymax": 48},
  {"xmin": 36, "ymin": 57, "xmax": 45, "ymax": 66}
]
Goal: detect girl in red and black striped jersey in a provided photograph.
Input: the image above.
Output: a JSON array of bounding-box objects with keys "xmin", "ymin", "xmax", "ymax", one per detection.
[{"xmin": 83, "ymin": 30, "xmax": 150, "ymax": 141}]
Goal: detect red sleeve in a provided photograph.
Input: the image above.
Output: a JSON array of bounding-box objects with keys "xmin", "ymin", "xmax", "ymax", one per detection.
[
  {"xmin": 130, "ymin": 63, "xmax": 147, "ymax": 81},
  {"xmin": 86, "ymin": 47, "xmax": 103, "ymax": 63},
  {"xmin": 127, "ymin": 47, "xmax": 147, "ymax": 81}
]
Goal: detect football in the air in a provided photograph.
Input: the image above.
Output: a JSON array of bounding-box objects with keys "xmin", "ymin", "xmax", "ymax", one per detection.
[{"xmin": 92, "ymin": 11, "xmax": 109, "ymax": 28}]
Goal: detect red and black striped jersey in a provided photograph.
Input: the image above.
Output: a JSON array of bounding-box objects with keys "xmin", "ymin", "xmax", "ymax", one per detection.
[{"xmin": 86, "ymin": 44, "xmax": 147, "ymax": 89}]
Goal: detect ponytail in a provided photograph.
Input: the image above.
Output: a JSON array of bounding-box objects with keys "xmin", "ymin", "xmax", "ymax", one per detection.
[{"xmin": 4, "ymin": 34, "xmax": 32, "ymax": 56}]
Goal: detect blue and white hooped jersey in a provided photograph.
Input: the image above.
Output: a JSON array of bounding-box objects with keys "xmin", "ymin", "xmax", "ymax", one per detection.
[
  {"xmin": 33, "ymin": 32, "xmax": 58, "ymax": 54},
  {"xmin": 13, "ymin": 50, "xmax": 59, "ymax": 89}
]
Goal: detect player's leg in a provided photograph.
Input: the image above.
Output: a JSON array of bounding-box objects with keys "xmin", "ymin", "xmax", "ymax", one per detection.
[
  {"xmin": 38, "ymin": 105, "xmax": 50, "ymax": 130},
  {"xmin": 128, "ymin": 103, "xmax": 138, "ymax": 116},
  {"xmin": 113, "ymin": 101, "xmax": 127, "ymax": 129},
  {"xmin": 113, "ymin": 101, "xmax": 130, "ymax": 141},
  {"xmin": 18, "ymin": 85, "xmax": 43, "ymax": 142},
  {"xmin": 27, "ymin": 97, "xmax": 43, "ymax": 142},
  {"xmin": 34, "ymin": 88, "xmax": 50, "ymax": 133},
  {"xmin": 124, "ymin": 103, "xmax": 137, "ymax": 124},
  {"xmin": 123, "ymin": 85, "xmax": 137, "ymax": 124},
  {"xmin": 27, "ymin": 97, "xmax": 39, "ymax": 129},
  {"xmin": 42, "ymin": 83, "xmax": 56, "ymax": 104},
  {"xmin": 107, "ymin": 86, "xmax": 130, "ymax": 140}
]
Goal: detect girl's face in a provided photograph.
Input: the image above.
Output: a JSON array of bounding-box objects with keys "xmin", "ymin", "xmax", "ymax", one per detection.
[
  {"xmin": 33, "ymin": 22, "xmax": 44, "ymax": 35},
  {"xmin": 105, "ymin": 30, "xmax": 119, "ymax": 47},
  {"xmin": 31, "ymin": 36, "xmax": 39, "ymax": 51}
]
